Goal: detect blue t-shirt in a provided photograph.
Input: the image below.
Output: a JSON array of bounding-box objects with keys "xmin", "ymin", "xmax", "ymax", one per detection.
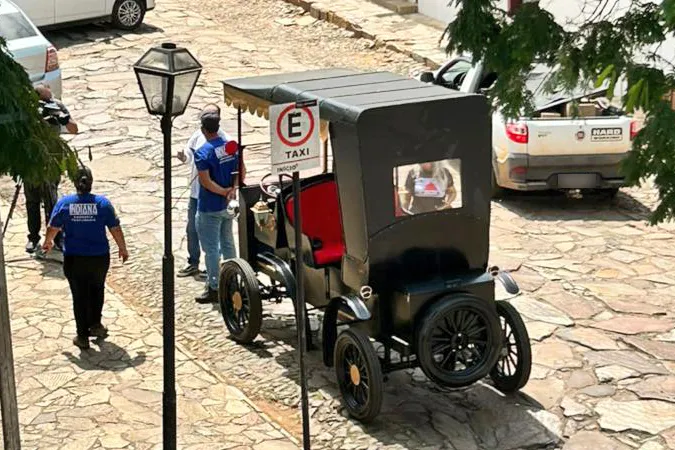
[
  {"xmin": 194, "ymin": 136, "xmax": 239, "ymax": 213},
  {"xmin": 49, "ymin": 193, "xmax": 120, "ymax": 256}
]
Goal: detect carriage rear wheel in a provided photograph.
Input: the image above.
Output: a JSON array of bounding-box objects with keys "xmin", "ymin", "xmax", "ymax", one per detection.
[
  {"xmin": 489, "ymin": 301, "xmax": 531, "ymax": 393},
  {"xmin": 219, "ymin": 259, "xmax": 262, "ymax": 344},
  {"xmin": 334, "ymin": 328, "xmax": 383, "ymax": 423},
  {"xmin": 416, "ymin": 294, "xmax": 502, "ymax": 388}
]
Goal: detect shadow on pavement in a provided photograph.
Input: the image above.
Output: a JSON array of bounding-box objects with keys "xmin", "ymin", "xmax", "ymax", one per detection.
[
  {"xmin": 63, "ymin": 338, "xmax": 146, "ymax": 371},
  {"xmin": 496, "ymin": 190, "xmax": 651, "ymax": 222},
  {"xmin": 44, "ymin": 22, "xmax": 164, "ymax": 50}
]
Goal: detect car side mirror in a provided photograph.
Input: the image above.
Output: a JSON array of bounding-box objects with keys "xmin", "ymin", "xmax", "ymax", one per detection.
[{"xmin": 419, "ymin": 72, "xmax": 435, "ymax": 83}]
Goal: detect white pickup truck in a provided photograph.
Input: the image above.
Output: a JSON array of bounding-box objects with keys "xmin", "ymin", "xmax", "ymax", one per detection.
[{"xmin": 419, "ymin": 57, "xmax": 639, "ymax": 196}]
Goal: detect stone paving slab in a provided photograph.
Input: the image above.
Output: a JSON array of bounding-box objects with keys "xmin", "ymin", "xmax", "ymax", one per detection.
[
  {"xmin": 0, "ymin": 201, "xmax": 299, "ymax": 449},
  {"xmin": 282, "ymin": 0, "xmax": 449, "ymax": 69}
]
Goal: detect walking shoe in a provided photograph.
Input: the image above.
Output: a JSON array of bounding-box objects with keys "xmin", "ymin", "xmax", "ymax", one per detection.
[
  {"xmin": 25, "ymin": 240, "xmax": 39, "ymax": 254},
  {"xmin": 73, "ymin": 335, "xmax": 90, "ymax": 350},
  {"xmin": 195, "ymin": 288, "xmax": 218, "ymax": 304},
  {"xmin": 177, "ymin": 265, "xmax": 199, "ymax": 278},
  {"xmin": 89, "ymin": 324, "xmax": 109, "ymax": 339}
]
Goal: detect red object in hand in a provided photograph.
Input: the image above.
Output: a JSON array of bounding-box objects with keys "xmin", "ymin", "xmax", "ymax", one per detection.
[{"xmin": 225, "ymin": 140, "xmax": 238, "ymax": 155}]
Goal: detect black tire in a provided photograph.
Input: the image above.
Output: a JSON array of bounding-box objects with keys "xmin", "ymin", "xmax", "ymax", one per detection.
[
  {"xmin": 489, "ymin": 301, "xmax": 532, "ymax": 393},
  {"xmin": 416, "ymin": 294, "xmax": 502, "ymax": 388},
  {"xmin": 334, "ymin": 328, "xmax": 383, "ymax": 423},
  {"xmin": 604, "ymin": 187, "xmax": 620, "ymax": 199},
  {"xmin": 112, "ymin": 0, "xmax": 145, "ymax": 30},
  {"xmin": 219, "ymin": 259, "xmax": 262, "ymax": 344}
]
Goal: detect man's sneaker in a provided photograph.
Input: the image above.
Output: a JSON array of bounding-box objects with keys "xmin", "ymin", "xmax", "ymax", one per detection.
[
  {"xmin": 73, "ymin": 335, "xmax": 90, "ymax": 350},
  {"xmin": 89, "ymin": 324, "xmax": 109, "ymax": 339},
  {"xmin": 25, "ymin": 240, "xmax": 39, "ymax": 254},
  {"xmin": 177, "ymin": 265, "xmax": 199, "ymax": 278},
  {"xmin": 195, "ymin": 288, "xmax": 218, "ymax": 304}
]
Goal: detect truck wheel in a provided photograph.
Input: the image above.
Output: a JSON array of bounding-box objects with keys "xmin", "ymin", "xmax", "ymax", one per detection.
[{"xmin": 112, "ymin": 0, "xmax": 145, "ymax": 30}]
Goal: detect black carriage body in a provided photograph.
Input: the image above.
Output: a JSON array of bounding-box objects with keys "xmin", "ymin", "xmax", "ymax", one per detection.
[{"xmin": 224, "ymin": 69, "xmax": 494, "ymax": 344}]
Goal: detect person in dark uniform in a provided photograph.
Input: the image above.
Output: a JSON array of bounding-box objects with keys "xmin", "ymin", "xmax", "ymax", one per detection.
[
  {"xmin": 399, "ymin": 161, "xmax": 457, "ymax": 214},
  {"xmin": 25, "ymin": 84, "xmax": 78, "ymax": 253},
  {"xmin": 42, "ymin": 167, "xmax": 129, "ymax": 350}
]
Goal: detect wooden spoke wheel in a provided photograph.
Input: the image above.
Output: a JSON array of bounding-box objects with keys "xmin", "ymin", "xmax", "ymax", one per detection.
[
  {"xmin": 489, "ymin": 301, "xmax": 532, "ymax": 393},
  {"xmin": 219, "ymin": 259, "xmax": 262, "ymax": 344},
  {"xmin": 416, "ymin": 294, "xmax": 502, "ymax": 388},
  {"xmin": 334, "ymin": 328, "xmax": 383, "ymax": 423}
]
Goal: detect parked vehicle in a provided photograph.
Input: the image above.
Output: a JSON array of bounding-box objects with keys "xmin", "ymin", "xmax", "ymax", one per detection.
[
  {"xmin": 0, "ymin": 0, "xmax": 62, "ymax": 98},
  {"xmin": 12, "ymin": 0, "xmax": 155, "ymax": 30},
  {"xmin": 419, "ymin": 57, "xmax": 639, "ymax": 197},
  {"xmin": 218, "ymin": 69, "xmax": 530, "ymax": 422}
]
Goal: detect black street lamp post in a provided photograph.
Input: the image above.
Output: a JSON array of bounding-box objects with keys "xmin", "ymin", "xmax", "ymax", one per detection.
[{"xmin": 133, "ymin": 43, "xmax": 202, "ymax": 450}]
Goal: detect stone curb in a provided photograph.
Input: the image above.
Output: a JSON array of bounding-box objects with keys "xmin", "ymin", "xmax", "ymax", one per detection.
[{"xmin": 282, "ymin": 0, "xmax": 448, "ymax": 69}]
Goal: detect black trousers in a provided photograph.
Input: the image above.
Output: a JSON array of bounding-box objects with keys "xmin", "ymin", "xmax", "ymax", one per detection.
[
  {"xmin": 24, "ymin": 181, "xmax": 61, "ymax": 244},
  {"xmin": 63, "ymin": 254, "xmax": 110, "ymax": 337}
]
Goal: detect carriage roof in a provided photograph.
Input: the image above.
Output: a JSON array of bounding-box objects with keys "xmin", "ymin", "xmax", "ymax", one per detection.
[{"xmin": 221, "ymin": 69, "xmax": 466, "ymax": 123}]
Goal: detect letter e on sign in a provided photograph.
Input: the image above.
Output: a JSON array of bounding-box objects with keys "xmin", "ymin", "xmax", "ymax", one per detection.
[{"xmin": 269, "ymin": 101, "xmax": 321, "ymax": 175}]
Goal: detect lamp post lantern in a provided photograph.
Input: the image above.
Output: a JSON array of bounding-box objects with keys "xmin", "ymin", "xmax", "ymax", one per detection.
[{"xmin": 133, "ymin": 42, "xmax": 201, "ymax": 450}]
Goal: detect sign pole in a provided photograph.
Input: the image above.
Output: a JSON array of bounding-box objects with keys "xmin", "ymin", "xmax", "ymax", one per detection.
[
  {"xmin": 292, "ymin": 171, "xmax": 311, "ymax": 450},
  {"xmin": 269, "ymin": 99, "xmax": 320, "ymax": 450}
]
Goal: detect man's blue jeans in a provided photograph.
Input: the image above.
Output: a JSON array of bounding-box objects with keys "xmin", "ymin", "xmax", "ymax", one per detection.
[
  {"xmin": 196, "ymin": 209, "xmax": 237, "ymax": 290},
  {"xmin": 186, "ymin": 198, "xmax": 200, "ymax": 267}
]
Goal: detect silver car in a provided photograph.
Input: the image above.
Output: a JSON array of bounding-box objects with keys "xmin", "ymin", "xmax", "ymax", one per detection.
[{"xmin": 0, "ymin": 0, "xmax": 62, "ymax": 98}]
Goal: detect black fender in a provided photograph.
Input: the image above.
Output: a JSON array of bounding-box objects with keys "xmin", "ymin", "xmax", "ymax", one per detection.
[
  {"xmin": 257, "ymin": 252, "xmax": 296, "ymax": 300},
  {"xmin": 489, "ymin": 266, "xmax": 520, "ymax": 295},
  {"xmin": 322, "ymin": 294, "xmax": 371, "ymax": 367}
]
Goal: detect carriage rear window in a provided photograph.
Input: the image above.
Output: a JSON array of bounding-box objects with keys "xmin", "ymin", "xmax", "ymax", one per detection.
[
  {"xmin": 394, "ymin": 159, "xmax": 462, "ymax": 217},
  {"xmin": 0, "ymin": 13, "xmax": 37, "ymax": 40}
]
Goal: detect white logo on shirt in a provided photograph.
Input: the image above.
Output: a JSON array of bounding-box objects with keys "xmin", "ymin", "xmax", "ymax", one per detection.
[
  {"xmin": 214, "ymin": 144, "xmax": 236, "ymax": 163},
  {"xmin": 69, "ymin": 203, "xmax": 98, "ymax": 222},
  {"xmin": 413, "ymin": 177, "xmax": 446, "ymax": 198}
]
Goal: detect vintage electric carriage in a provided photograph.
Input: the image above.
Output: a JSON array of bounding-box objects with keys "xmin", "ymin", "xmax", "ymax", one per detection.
[{"xmin": 218, "ymin": 69, "xmax": 532, "ymax": 422}]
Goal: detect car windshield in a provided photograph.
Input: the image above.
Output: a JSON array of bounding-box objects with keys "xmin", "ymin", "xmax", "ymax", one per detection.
[{"xmin": 0, "ymin": 12, "xmax": 37, "ymax": 41}]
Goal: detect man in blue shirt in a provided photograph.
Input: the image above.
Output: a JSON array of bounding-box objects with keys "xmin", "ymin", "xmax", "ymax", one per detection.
[
  {"xmin": 43, "ymin": 167, "xmax": 129, "ymax": 349},
  {"xmin": 194, "ymin": 110, "xmax": 240, "ymax": 303}
]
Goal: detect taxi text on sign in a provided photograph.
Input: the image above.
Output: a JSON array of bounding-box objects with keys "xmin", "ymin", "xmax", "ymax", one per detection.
[{"xmin": 269, "ymin": 101, "xmax": 321, "ymax": 175}]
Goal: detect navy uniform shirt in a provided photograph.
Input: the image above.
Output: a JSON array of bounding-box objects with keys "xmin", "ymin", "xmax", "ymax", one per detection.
[{"xmin": 49, "ymin": 193, "xmax": 120, "ymax": 256}]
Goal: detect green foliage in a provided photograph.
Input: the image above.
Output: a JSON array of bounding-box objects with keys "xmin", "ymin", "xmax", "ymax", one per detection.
[
  {"xmin": 0, "ymin": 36, "xmax": 76, "ymax": 186},
  {"xmin": 445, "ymin": 0, "xmax": 675, "ymax": 223}
]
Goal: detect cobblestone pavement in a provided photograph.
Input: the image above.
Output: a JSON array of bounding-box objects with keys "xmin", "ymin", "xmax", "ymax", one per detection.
[
  {"xmin": 1, "ymin": 0, "xmax": 675, "ymax": 448},
  {"xmin": 0, "ymin": 203, "xmax": 299, "ymax": 449}
]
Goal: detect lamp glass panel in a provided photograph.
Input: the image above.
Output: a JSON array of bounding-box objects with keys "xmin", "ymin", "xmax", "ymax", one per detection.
[
  {"xmin": 173, "ymin": 50, "xmax": 200, "ymax": 71},
  {"xmin": 137, "ymin": 48, "xmax": 170, "ymax": 71},
  {"xmin": 138, "ymin": 72, "xmax": 169, "ymax": 114},
  {"xmin": 171, "ymin": 71, "xmax": 199, "ymax": 115}
]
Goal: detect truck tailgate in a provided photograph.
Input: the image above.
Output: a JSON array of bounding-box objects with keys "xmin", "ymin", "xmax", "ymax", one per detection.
[{"xmin": 526, "ymin": 117, "xmax": 632, "ymax": 157}]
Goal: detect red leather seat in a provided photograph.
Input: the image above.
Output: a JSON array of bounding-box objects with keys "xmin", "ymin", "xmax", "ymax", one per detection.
[{"xmin": 285, "ymin": 179, "xmax": 345, "ymax": 266}]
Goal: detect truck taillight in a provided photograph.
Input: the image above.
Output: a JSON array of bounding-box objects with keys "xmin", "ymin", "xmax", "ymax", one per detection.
[
  {"xmin": 506, "ymin": 122, "xmax": 528, "ymax": 144},
  {"xmin": 630, "ymin": 120, "xmax": 642, "ymax": 141},
  {"xmin": 45, "ymin": 46, "xmax": 59, "ymax": 72},
  {"xmin": 510, "ymin": 166, "xmax": 527, "ymax": 179}
]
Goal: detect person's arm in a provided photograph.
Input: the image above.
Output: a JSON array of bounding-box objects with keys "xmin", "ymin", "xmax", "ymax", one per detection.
[
  {"xmin": 42, "ymin": 198, "xmax": 64, "ymax": 252},
  {"xmin": 103, "ymin": 200, "xmax": 128, "ymax": 262},
  {"xmin": 442, "ymin": 169, "xmax": 457, "ymax": 208},
  {"xmin": 400, "ymin": 170, "xmax": 415, "ymax": 210},
  {"xmin": 177, "ymin": 135, "xmax": 195, "ymax": 163},
  {"xmin": 109, "ymin": 226, "xmax": 129, "ymax": 263},
  {"xmin": 198, "ymin": 170, "xmax": 233, "ymax": 197},
  {"xmin": 57, "ymin": 101, "xmax": 78, "ymax": 134}
]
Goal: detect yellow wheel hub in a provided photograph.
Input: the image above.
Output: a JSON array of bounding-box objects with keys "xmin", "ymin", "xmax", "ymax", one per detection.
[
  {"xmin": 232, "ymin": 291, "xmax": 243, "ymax": 312},
  {"xmin": 349, "ymin": 364, "xmax": 361, "ymax": 386}
]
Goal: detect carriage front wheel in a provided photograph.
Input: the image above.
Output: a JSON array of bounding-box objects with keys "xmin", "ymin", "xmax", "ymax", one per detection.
[
  {"xmin": 219, "ymin": 259, "xmax": 263, "ymax": 344},
  {"xmin": 489, "ymin": 301, "xmax": 532, "ymax": 393},
  {"xmin": 334, "ymin": 328, "xmax": 383, "ymax": 423}
]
